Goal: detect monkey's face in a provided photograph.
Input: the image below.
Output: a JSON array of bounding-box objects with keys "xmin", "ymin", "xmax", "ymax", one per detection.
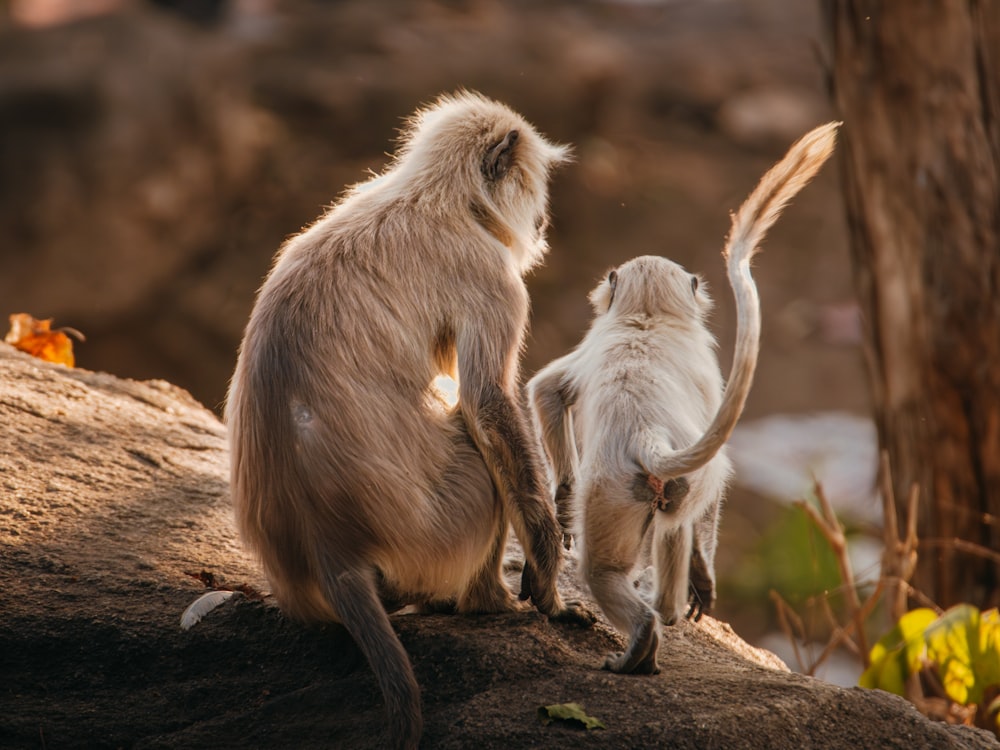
[
  {"xmin": 400, "ymin": 91, "xmax": 570, "ymax": 272},
  {"xmin": 589, "ymin": 255, "xmax": 712, "ymax": 323},
  {"xmin": 478, "ymin": 119, "xmax": 570, "ymax": 268}
]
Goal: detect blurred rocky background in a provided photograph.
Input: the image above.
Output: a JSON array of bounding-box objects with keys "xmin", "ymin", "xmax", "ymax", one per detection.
[{"xmin": 0, "ymin": 0, "xmax": 874, "ymax": 681}]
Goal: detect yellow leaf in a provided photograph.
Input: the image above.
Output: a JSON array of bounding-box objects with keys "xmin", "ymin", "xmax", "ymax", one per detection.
[
  {"xmin": 925, "ymin": 604, "xmax": 993, "ymax": 706},
  {"xmin": 860, "ymin": 608, "xmax": 936, "ymax": 695}
]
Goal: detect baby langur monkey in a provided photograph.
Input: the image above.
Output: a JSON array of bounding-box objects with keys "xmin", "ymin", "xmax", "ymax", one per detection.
[
  {"xmin": 227, "ymin": 92, "xmax": 592, "ymax": 750},
  {"xmin": 527, "ymin": 122, "xmax": 839, "ymax": 675}
]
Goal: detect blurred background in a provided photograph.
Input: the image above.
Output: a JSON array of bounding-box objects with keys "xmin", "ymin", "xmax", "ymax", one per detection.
[{"xmin": 0, "ymin": 0, "xmax": 876, "ymax": 683}]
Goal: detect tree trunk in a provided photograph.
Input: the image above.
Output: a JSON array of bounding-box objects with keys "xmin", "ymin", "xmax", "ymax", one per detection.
[{"xmin": 824, "ymin": 0, "xmax": 1000, "ymax": 610}]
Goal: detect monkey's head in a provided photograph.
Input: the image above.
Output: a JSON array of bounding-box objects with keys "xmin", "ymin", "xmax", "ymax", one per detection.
[
  {"xmin": 589, "ymin": 255, "xmax": 713, "ymax": 324},
  {"xmin": 394, "ymin": 91, "xmax": 571, "ymax": 271}
]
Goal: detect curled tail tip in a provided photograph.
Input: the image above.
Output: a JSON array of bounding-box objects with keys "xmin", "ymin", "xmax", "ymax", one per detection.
[
  {"xmin": 723, "ymin": 120, "xmax": 841, "ymax": 262},
  {"xmin": 793, "ymin": 120, "xmax": 841, "ymax": 164}
]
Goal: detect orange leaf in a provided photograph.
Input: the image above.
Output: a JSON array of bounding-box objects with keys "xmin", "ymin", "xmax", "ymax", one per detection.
[{"xmin": 5, "ymin": 313, "xmax": 81, "ymax": 367}]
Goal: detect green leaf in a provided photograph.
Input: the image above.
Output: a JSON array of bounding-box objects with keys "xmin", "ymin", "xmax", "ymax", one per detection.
[{"xmin": 538, "ymin": 702, "xmax": 606, "ymax": 731}]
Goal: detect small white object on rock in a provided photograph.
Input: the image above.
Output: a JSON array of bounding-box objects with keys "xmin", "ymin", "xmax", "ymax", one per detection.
[{"xmin": 180, "ymin": 590, "xmax": 237, "ymax": 630}]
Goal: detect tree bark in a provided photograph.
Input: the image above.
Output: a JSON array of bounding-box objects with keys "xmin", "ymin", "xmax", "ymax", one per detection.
[{"xmin": 824, "ymin": 0, "xmax": 1000, "ymax": 609}]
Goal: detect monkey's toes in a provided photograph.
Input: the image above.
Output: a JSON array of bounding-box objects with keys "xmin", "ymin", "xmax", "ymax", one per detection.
[
  {"xmin": 603, "ymin": 651, "xmax": 660, "ymax": 675},
  {"xmin": 686, "ymin": 601, "xmax": 705, "ymax": 622},
  {"xmin": 686, "ymin": 594, "xmax": 713, "ymax": 622},
  {"xmin": 551, "ymin": 601, "xmax": 596, "ymax": 627}
]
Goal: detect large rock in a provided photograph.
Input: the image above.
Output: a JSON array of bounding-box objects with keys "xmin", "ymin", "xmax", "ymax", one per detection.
[{"xmin": 1, "ymin": 345, "xmax": 995, "ymax": 749}]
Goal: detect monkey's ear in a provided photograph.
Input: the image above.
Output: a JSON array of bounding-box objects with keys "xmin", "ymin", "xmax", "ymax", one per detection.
[
  {"xmin": 608, "ymin": 270, "xmax": 618, "ymax": 305},
  {"xmin": 690, "ymin": 275, "xmax": 699, "ymax": 295},
  {"xmin": 483, "ymin": 130, "xmax": 520, "ymax": 182}
]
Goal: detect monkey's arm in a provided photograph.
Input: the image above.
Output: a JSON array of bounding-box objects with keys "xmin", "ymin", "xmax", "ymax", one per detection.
[
  {"xmin": 526, "ymin": 358, "xmax": 580, "ymax": 496},
  {"xmin": 456, "ymin": 289, "xmax": 592, "ymax": 625},
  {"xmin": 526, "ymin": 359, "xmax": 581, "ymax": 545}
]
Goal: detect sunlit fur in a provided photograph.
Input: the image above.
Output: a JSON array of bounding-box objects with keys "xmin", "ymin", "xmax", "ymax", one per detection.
[
  {"xmin": 528, "ymin": 122, "xmax": 839, "ymax": 676},
  {"xmin": 226, "ymin": 91, "xmax": 587, "ymax": 750}
]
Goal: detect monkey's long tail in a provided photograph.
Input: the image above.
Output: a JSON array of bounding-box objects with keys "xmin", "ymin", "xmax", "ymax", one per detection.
[{"xmin": 652, "ymin": 121, "xmax": 840, "ymax": 478}]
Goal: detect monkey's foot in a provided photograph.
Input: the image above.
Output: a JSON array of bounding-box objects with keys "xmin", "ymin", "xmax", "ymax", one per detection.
[
  {"xmin": 458, "ymin": 589, "xmax": 524, "ymax": 615},
  {"xmin": 549, "ymin": 600, "xmax": 597, "ymax": 628},
  {"xmin": 415, "ymin": 599, "xmax": 458, "ymax": 615},
  {"xmin": 686, "ymin": 600, "xmax": 706, "ymax": 622},
  {"xmin": 602, "ymin": 617, "xmax": 660, "ymax": 673},
  {"xmin": 604, "ymin": 651, "xmax": 660, "ymax": 675}
]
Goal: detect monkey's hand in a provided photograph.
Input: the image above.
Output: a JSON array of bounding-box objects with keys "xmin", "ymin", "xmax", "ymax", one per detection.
[
  {"xmin": 686, "ymin": 547, "xmax": 715, "ymax": 622},
  {"xmin": 518, "ymin": 561, "xmax": 534, "ymax": 602},
  {"xmin": 554, "ymin": 482, "xmax": 575, "ymax": 549},
  {"xmin": 519, "ymin": 562, "xmax": 596, "ymax": 627}
]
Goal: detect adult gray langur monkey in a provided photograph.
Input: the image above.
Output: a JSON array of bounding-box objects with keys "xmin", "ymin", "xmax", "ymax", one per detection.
[
  {"xmin": 226, "ymin": 91, "xmax": 593, "ymax": 750},
  {"xmin": 527, "ymin": 122, "xmax": 839, "ymax": 676}
]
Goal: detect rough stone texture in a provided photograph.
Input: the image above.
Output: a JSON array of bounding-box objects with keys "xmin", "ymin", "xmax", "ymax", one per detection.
[{"xmin": 1, "ymin": 345, "xmax": 996, "ymax": 749}]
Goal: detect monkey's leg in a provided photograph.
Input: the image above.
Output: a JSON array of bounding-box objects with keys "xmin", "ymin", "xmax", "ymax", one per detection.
[
  {"xmin": 433, "ymin": 412, "xmax": 520, "ymax": 615},
  {"xmin": 317, "ymin": 563, "xmax": 422, "ymax": 750},
  {"xmin": 471, "ymin": 387, "xmax": 592, "ymax": 625},
  {"xmin": 588, "ymin": 565, "xmax": 661, "ymax": 675},
  {"xmin": 688, "ymin": 496, "xmax": 721, "ymax": 620},
  {"xmin": 651, "ymin": 520, "xmax": 694, "ymax": 627},
  {"xmin": 457, "ymin": 485, "xmax": 519, "ymax": 615},
  {"xmin": 581, "ymin": 496, "xmax": 660, "ymax": 674},
  {"xmin": 459, "ymin": 516, "xmax": 521, "ymax": 614}
]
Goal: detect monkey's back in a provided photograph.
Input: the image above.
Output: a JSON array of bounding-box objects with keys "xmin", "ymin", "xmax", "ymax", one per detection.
[
  {"xmin": 226, "ymin": 190, "xmax": 496, "ymax": 617},
  {"xmin": 573, "ymin": 314, "xmax": 719, "ymax": 464}
]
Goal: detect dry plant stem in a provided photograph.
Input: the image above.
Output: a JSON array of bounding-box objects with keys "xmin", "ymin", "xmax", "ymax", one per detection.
[
  {"xmin": 770, "ymin": 590, "xmax": 807, "ymax": 673},
  {"xmin": 807, "ymin": 579, "xmax": 885, "ymax": 676},
  {"xmin": 879, "ymin": 450, "xmax": 921, "ymax": 623},
  {"xmin": 920, "ymin": 538, "xmax": 1000, "ymax": 566},
  {"xmin": 879, "ymin": 450, "xmax": 904, "ymax": 622},
  {"xmin": 818, "ymin": 596, "xmax": 862, "ymax": 659},
  {"xmin": 771, "ymin": 458, "xmax": 928, "ymax": 681},
  {"xmin": 879, "ymin": 450, "xmax": 920, "ymax": 624},
  {"xmin": 795, "ymin": 481, "xmax": 869, "ymax": 664}
]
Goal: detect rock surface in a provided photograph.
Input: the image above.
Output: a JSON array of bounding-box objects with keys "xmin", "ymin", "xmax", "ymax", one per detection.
[{"xmin": 1, "ymin": 345, "xmax": 996, "ymax": 749}]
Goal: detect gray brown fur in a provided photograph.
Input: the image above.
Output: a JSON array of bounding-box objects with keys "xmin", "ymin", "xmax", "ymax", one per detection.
[
  {"xmin": 527, "ymin": 122, "xmax": 839, "ymax": 676},
  {"xmin": 226, "ymin": 91, "xmax": 593, "ymax": 749}
]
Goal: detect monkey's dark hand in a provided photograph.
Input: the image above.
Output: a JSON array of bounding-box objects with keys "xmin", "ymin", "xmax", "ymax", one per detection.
[
  {"xmin": 686, "ymin": 547, "xmax": 715, "ymax": 622},
  {"xmin": 554, "ymin": 482, "xmax": 575, "ymax": 549},
  {"xmin": 518, "ymin": 561, "xmax": 535, "ymax": 602},
  {"xmin": 519, "ymin": 563, "xmax": 595, "ymax": 627}
]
